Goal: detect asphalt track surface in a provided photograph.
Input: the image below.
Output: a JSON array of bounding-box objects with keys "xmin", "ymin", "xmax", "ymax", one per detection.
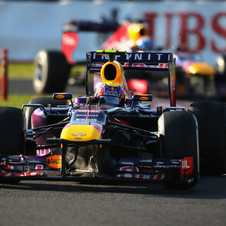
[
  {"xmin": 1, "ymin": 79, "xmax": 226, "ymax": 226},
  {"xmin": 0, "ymin": 175, "xmax": 226, "ymax": 226}
]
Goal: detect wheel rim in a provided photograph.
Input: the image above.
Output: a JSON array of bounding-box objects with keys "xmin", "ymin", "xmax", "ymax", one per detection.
[{"xmin": 35, "ymin": 62, "xmax": 43, "ymax": 83}]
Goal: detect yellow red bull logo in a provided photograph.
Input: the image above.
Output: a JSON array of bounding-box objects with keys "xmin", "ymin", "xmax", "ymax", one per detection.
[{"xmin": 46, "ymin": 155, "xmax": 62, "ymax": 169}]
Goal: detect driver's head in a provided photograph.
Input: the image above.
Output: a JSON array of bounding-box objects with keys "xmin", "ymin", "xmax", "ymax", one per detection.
[{"xmin": 95, "ymin": 82, "xmax": 125, "ymax": 107}]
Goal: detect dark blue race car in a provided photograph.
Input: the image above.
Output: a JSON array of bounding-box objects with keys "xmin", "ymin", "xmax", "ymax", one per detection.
[{"xmin": 0, "ymin": 50, "xmax": 225, "ymax": 189}]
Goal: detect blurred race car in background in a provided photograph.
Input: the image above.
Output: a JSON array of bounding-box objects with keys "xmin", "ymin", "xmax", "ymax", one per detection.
[
  {"xmin": 33, "ymin": 19, "xmax": 217, "ymax": 99},
  {"xmin": 214, "ymin": 54, "xmax": 226, "ymax": 99}
]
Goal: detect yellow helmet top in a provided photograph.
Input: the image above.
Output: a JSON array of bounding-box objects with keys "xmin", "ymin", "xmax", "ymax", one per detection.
[
  {"xmin": 100, "ymin": 60, "xmax": 124, "ymax": 85},
  {"xmin": 127, "ymin": 24, "xmax": 148, "ymax": 45}
]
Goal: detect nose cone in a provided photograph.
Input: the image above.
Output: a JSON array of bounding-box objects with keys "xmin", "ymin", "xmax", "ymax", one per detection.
[{"xmin": 60, "ymin": 124, "xmax": 102, "ymax": 141}]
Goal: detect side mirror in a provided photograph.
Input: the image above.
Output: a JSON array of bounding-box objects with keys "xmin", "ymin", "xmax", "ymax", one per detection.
[
  {"xmin": 132, "ymin": 94, "xmax": 153, "ymax": 101},
  {"xmin": 53, "ymin": 93, "xmax": 73, "ymax": 100},
  {"xmin": 53, "ymin": 93, "xmax": 73, "ymax": 106},
  {"xmin": 126, "ymin": 94, "xmax": 153, "ymax": 107}
]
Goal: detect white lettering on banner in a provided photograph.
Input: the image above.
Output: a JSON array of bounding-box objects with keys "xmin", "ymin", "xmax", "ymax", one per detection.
[
  {"xmin": 102, "ymin": 55, "xmax": 109, "ymax": 60},
  {"xmin": 135, "ymin": 54, "xmax": 142, "ymax": 60},
  {"xmin": 157, "ymin": 54, "xmax": 162, "ymax": 60},
  {"xmin": 126, "ymin": 54, "xmax": 132, "ymax": 60}
]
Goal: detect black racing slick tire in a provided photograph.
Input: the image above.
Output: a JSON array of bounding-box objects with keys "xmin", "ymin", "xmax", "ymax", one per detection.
[
  {"xmin": 25, "ymin": 97, "xmax": 67, "ymax": 130},
  {"xmin": 158, "ymin": 111, "xmax": 199, "ymax": 190},
  {"xmin": 33, "ymin": 50, "xmax": 70, "ymax": 94},
  {"xmin": 189, "ymin": 101, "xmax": 226, "ymax": 175},
  {"xmin": 0, "ymin": 107, "xmax": 25, "ymax": 155}
]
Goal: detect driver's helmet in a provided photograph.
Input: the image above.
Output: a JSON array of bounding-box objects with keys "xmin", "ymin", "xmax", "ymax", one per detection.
[
  {"xmin": 136, "ymin": 36, "xmax": 154, "ymax": 51},
  {"xmin": 95, "ymin": 82, "xmax": 125, "ymax": 107}
]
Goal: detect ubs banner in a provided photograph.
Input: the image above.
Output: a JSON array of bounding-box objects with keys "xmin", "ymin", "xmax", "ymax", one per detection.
[{"xmin": 0, "ymin": 1, "xmax": 226, "ymax": 65}]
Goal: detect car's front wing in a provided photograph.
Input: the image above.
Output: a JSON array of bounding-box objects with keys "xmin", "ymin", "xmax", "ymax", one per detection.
[{"xmin": 0, "ymin": 138, "xmax": 195, "ymax": 185}]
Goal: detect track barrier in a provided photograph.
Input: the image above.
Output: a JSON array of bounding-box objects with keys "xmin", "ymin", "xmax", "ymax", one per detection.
[{"xmin": 1, "ymin": 48, "xmax": 8, "ymax": 101}]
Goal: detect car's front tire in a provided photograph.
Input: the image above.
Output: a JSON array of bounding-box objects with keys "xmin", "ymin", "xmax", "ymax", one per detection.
[
  {"xmin": 0, "ymin": 107, "xmax": 25, "ymax": 156},
  {"xmin": 158, "ymin": 111, "xmax": 199, "ymax": 189}
]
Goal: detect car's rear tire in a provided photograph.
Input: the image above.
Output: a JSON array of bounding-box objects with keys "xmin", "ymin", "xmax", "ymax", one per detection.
[
  {"xmin": 33, "ymin": 50, "xmax": 70, "ymax": 94},
  {"xmin": 189, "ymin": 101, "xmax": 226, "ymax": 175},
  {"xmin": 158, "ymin": 111, "xmax": 199, "ymax": 189},
  {"xmin": 25, "ymin": 97, "xmax": 67, "ymax": 130},
  {"xmin": 0, "ymin": 107, "xmax": 25, "ymax": 155}
]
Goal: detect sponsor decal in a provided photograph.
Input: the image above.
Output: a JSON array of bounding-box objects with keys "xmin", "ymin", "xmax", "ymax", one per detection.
[
  {"xmin": 46, "ymin": 155, "xmax": 62, "ymax": 169},
  {"xmin": 35, "ymin": 165, "xmax": 43, "ymax": 170},
  {"xmin": 72, "ymin": 133, "xmax": 86, "ymax": 136},
  {"xmin": 181, "ymin": 157, "xmax": 193, "ymax": 178},
  {"xmin": 139, "ymin": 97, "xmax": 149, "ymax": 101},
  {"xmin": 117, "ymin": 166, "xmax": 165, "ymax": 180},
  {"xmin": 62, "ymin": 33, "xmax": 78, "ymax": 46},
  {"xmin": 91, "ymin": 62, "xmax": 168, "ymax": 68},
  {"xmin": 104, "ymin": 85, "xmax": 121, "ymax": 96},
  {"xmin": 0, "ymin": 171, "xmax": 43, "ymax": 177},
  {"xmin": 118, "ymin": 166, "xmax": 139, "ymax": 178},
  {"xmin": 71, "ymin": 133, "xmax": 87, "ymax": 139},
  {"xmin": 92, "ymin": 53, "xmax": 170, "ymax": 61},
  {"xmin": 77, "ymin": 110, "xmax": 100, "ymax": 113},
  {"xmin": 75, "ymin": 119, "xmax": 97, "ymax": 122},
  {"xmin": 37, "ymin": 148, "xmax": 51, "ymax": 156},
  {"xmin": 103, "ymin": 92, "xmax": 119, "ymax": 96},
  {"xmin": 55, "ymin": 94, "xmax": 65, "ymax": 99}
]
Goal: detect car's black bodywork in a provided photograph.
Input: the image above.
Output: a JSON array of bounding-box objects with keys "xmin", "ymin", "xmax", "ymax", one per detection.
[{"xmin": 0, "ymin": 50, "xmax": 225, "ymax": 189}]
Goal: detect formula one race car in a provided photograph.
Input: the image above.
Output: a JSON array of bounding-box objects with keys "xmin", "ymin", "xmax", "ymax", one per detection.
[
  {"xmin": 127, "ymin": 47, "xmax": 215, "ymax": 98},
  {"xmin": 1, "ymin": 50, "xmax": 225, "ymax": 189}
]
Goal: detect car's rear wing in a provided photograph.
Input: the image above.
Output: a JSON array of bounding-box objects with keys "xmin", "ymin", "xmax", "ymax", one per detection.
[
  {"xmin": 86, "ymin": 50, "xmax": 176, "ymax": 106},
  {"xmin": 87, "ymin": 50, "xmax": 171, "ymax": 71},
  {"xmin": 62, "ymin": 21, "xmax": 120, "ymax": 64},
  {"xmin": 63, "ymin": 20, "xmax": 119, "ymax": 33}
]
